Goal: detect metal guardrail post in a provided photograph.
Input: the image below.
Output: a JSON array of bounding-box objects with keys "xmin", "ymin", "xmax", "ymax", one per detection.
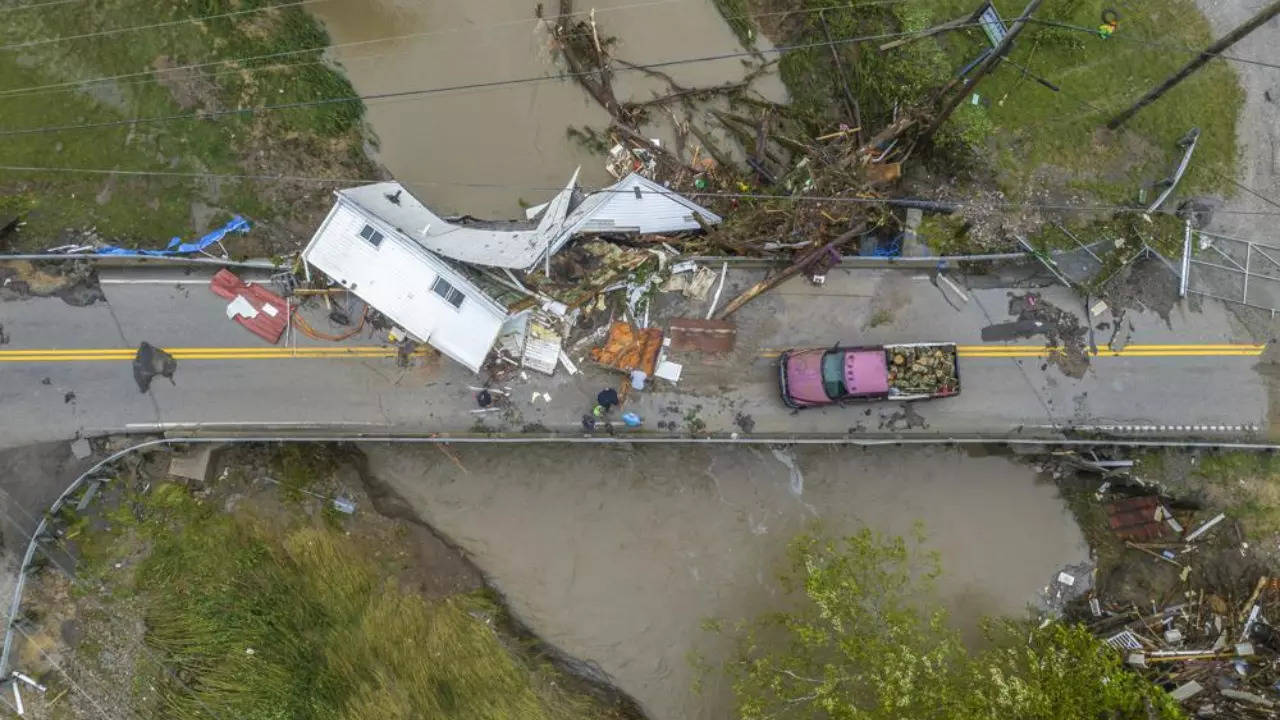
[{"xmin": 1179, "ymin": 219, "xmax": 1192, "ymax": 298}]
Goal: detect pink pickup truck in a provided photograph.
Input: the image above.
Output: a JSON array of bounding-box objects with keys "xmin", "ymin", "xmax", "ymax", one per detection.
[{"xmin": 778, "ymin": 343, "xmax": 960, "ymax": 408}]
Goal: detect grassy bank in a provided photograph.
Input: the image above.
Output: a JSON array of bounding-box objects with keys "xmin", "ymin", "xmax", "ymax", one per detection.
[
  {"xmin": 43, "ymin": 447, "xmax": 621, "ymax": 720},
  {"xmin": 0, "ymin": 0, "xmax": 376, "ymax": 255},
  {"xmin": 723, "ymin": 0, "xmax": 1241, "ymax": 249}
]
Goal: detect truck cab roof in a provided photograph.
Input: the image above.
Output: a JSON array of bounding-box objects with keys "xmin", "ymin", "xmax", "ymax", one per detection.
[{"xmin": 826, "ymin": 349, "xmax": 889, "ymax": 397}]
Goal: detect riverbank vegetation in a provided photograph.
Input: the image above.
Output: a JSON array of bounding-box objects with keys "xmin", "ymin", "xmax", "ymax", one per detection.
[
  {"xmin": 700, "ymin": 0, "xmax": 1242, "ymax": 255},
  {"xmin": 708, "ymin": 528, "xmax": 1186, "ymax": 720},
  {"xmin": 15, "ymin": 445, "xmax": 628, "ymax": 720},
  {"xmin": 0, "ymin": 0, "xmax": 378, "ymax": 255}
]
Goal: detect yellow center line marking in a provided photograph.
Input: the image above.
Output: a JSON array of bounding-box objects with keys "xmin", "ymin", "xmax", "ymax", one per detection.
[
  {"xmin": 0, "ymin": 345, "xmax": 429, "ymax": 362},
  {"xmin": 0, "ymin": 343, "xmax": 1265, "ymax": 363},
  {"xmin": 757, "ymin": 344, "xmax": 1265, "ymax": 360}
]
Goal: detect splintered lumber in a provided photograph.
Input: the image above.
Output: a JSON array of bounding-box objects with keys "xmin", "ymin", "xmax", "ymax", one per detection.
[{"xmin": 714, "ymin": 226, "xmax": 862, "ymax": 319}]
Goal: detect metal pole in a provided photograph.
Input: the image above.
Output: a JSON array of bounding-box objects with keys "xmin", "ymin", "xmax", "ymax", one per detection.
[
  {"xmin": 1179, "ymin": 219, "xmax": 1192, "ymax": 298},
  {"xmin": 1244, "ymin": 242, "xmax": 1252, "ymax": 305},
  {"xmin": 1108, "ymin": 0, "xmax": 1280, "ymax": 129},
  {"xmin": 923, "ymin": 0, "xmax": 1045, "ymax": 140}
]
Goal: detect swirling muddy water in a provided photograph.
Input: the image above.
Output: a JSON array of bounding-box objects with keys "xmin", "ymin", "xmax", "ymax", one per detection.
[
  {"xmin": 310, "ymin": 0, "xmax": 786, "ymax": 217},
  {"xmin": 366, "ymin": 444, "xmax": 1089, "ymax": 720}
]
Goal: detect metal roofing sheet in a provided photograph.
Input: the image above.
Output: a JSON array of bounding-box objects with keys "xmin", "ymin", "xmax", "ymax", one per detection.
[{"xmin": 339, "ymin": 172, "xmax": 721, "ymax": 271}]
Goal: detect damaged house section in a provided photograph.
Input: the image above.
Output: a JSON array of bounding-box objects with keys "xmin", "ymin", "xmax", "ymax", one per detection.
[{"xmin": 301, "ymin": 169, "xmax": 720, "ymax": 372}]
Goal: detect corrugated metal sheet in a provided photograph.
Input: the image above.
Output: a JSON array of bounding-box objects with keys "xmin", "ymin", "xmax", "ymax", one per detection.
[
  {"xmin": 570, "ymin": 174, "xmax": 722, "ymax": 234},
  {"xmin": 339, "ymin": 180, "xmax": 570, "ymax": 270},
  {"xmin": 336, "ymin": 172, "xmax": 722, "ymax": 271},
  {"xmin": 208, "ymin": 269, "xmax": 288, "ymax": 344},
  {"xmin": 300, "ymin": 201, "xmax": 506, "ymax": 372},
  {"xmin": 1106, "ymin": 496, "xmax": 1172, "ymax": 541}
]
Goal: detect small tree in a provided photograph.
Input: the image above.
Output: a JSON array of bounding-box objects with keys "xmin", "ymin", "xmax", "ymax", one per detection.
[{"xmin": 716, "ymin": 528, "xmax": 1184, "ymax": 720}]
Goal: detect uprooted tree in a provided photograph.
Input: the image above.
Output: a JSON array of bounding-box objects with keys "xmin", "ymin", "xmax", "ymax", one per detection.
[{"xmin": 710, "ymin": 528, "xmax": 1185, "ymax": 720}]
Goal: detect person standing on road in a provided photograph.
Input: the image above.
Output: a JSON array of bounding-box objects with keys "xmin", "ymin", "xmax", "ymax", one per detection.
[{"xmin": 593, "ymin": 387, "xmax": 620, "ymax": 418}]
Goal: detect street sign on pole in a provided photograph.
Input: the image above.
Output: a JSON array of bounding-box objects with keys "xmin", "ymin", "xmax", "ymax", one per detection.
[{"xmin": 977, "ymin": 3, "xmax": 1008, "ymax": 47}]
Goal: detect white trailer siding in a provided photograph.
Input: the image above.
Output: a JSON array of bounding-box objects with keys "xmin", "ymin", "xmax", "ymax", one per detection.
[{"xmin": 302, "ymin": 200, "xmax": 507, "ymax": 372}]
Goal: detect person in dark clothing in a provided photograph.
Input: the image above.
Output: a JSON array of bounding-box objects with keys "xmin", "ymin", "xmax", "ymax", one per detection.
[{"xmin": 596, "ymin": 389, "xmax": 622, "ymax": 412}]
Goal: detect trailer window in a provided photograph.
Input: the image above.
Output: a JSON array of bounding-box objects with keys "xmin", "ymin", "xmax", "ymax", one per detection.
[{"xmin": 821, "ymin": 351, "xmax": 847, "ymax": 399}]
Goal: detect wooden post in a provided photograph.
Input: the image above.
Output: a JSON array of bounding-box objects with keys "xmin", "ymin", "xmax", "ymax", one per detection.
[
  {"xmin": 1107, "ymin": 0, "xmax": 1280, "ymax": 129},
  {"xmin": 921, "ymin": 0, "xmax": 1045, "ymax": 142}
]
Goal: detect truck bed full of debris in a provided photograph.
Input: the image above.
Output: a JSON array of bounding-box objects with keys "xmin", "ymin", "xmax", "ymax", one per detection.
[{"xmin": 886, "ymin": 344, "xmax": 958, "ymax": 396}]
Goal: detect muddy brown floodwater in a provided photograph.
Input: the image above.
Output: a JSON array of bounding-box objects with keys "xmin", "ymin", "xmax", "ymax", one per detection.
[
  {"xmin": 310, "ymin": 0, "xmax": 786, "ymax": 217},
  {"xmin": 365, "ymin": 444, "xmax": 1089, "ymax": 720}
]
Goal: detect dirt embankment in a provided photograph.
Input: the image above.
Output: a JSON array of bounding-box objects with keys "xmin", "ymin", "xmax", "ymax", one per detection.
[{"xmin": 9, "ymin": 442, "xmax": 644, "ymax": 720}]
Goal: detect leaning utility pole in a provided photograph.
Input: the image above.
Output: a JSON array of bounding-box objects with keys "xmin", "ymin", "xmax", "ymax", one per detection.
[
  {"xmin": 922, "ymin": 0, "xmax": 1045, "ymax": 142},
  {"xmin": 1108, "ymin": 0, "xmax": 1280, "ymax": 129}
]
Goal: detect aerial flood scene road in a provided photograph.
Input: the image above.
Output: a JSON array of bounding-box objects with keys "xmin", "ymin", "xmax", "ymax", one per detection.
[{"xmin": 2, "ymin": 0, "xmax": 1280, "ymax": 718}]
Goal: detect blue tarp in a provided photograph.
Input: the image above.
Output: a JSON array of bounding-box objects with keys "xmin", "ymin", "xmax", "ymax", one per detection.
[{"xmin": 96, "ymin": 216, "xmax": 250, "ymax": 257}]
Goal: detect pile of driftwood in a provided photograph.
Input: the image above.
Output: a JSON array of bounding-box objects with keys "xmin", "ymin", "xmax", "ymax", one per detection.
[{"xmin": 545, "ymin": 0, "xmax": 918, "ymax": 263}]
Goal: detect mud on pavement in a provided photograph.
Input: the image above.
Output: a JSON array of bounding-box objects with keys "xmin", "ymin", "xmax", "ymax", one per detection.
[{"xmin": 0, "ymin": 261, "xmax": 104, "ymax": 307}]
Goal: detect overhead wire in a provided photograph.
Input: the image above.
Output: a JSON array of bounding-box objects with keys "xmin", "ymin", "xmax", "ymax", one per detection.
[
  {"xmin": 1022, "ymin": 17, "xmax": 1280, "ymax": 71},
  {"xmin": 0, "ymin": 22, "xmax": 993, "ymax": 137},
  {"xmin": 0, "ymin": 0, "xmax": 334, "ymax": 52},
  {"xmin": 3, "ymin": 162, "xmax": 1280, "ymax": 217},
  {"xmin": 0, "ymin": 0, "xmax": 85, "ymax": 13},
  {"xmin": 0, "ymin": 0, "xmax": 910, "ymax": 100}
]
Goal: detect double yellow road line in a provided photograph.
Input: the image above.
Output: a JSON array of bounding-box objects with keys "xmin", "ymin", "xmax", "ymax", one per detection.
[
  {"xmin": 760, "ymin": 344, "xmax": 1265, "ymax": 359},
  {"xmin": 0, "ymin": 343, "xmax": 1265, "ymax": 364},
  {"xmin": 956, "ymin": 344, "xmax": 1265, "ymax": 358},
  {"xmin": 0, "ymin": 346, "xmax": 408, "ymax": 362}
]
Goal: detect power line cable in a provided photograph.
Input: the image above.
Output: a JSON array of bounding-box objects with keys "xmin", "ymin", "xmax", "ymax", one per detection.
[
  {"xmin": 0, "ymin": 0, "xmax": 332, "ymax": 52},
  {"xmin": 0, "ymin": 0, "xmax": 85, "ymax": 13},
  {"xmin": 0, "ymin": 23, "xmax": 991, "ymax": 137},
  {"xmin": 1023, "ymin": 16, "xmax": 1280, "ymax": 70},
  {"xmin": 0, "ymin": 0, "xmax": 918, "ymax": 99},
  {"xmin": 0, "ymin": 0, "xmax": 682, "ymax": 98},
  {"xmin": 4, "ymin": 162, "xmax": 1280, "ymax": 217}
]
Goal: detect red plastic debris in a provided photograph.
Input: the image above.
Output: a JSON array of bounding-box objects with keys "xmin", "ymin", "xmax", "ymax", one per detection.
[{"xmin": 208, "ymin": 269, "xmax": 288, "ymax": 345}]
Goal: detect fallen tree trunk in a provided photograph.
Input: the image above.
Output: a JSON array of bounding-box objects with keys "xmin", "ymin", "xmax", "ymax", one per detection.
[{"xmin": 715, "ymin": 225, "xmax": 864, "ymax": 319}]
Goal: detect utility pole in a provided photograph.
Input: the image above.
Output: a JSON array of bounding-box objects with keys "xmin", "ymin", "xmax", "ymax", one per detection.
[
  {"xmin": 922, "ymin": 0, "xmax": 1045, "ymax": 142},
  {"xmin": 1108, "ymin": 0, "xmax": 1280, "ymax": 129}
]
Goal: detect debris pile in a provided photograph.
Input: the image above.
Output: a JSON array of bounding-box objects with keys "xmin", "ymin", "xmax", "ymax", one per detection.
[
  {"xmin": 1077, "ymin": 488, "xmax": 1280, "ymax": 717},
  {"xmin": 886, "ymin": 346, "xmax": 957, "ymax": 395},
  {"xmin": 1089, "ymin": 573, "xmax": 1280, "ymax": 717}
]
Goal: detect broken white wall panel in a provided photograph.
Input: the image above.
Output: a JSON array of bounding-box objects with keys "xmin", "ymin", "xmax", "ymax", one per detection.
[
  {"xmin": 521, "ymin": 317, "xmax": 563, "ymax": 376},
  {"xmin": 302, "ymin": 197, "xmax": 506, "ymax": 373}
]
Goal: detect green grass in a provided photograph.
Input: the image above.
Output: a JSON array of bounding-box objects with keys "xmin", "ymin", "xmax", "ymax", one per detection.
[
  {"xmin": 0, "ymin": 0, "xmax": 372, "ymax": 252},
  {"xmin": 74, "ymin": 472, "xmax": 614, "ymax": 720},
  {"xmin": 943, "ymin": 0, "xmax": 1241, "ymax": 201},
  {"xmin": 750, "ymin": 0, "xmax": 1240, "ymax": 202},
  {"xmin": 1192, "ymin": 451, "xmax": 1280, "ymax": 539}
]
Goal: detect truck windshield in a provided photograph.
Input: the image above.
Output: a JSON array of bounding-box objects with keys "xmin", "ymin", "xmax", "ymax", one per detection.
[{"xmin": 821, "ymin": 351, "xmax": 846, "ymax": 399}]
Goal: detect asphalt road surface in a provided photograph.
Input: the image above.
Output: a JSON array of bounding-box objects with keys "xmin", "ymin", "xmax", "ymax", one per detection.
[{"xmin": 0, "ymin": 264, "xmax": 1268, "ymax": 450}]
